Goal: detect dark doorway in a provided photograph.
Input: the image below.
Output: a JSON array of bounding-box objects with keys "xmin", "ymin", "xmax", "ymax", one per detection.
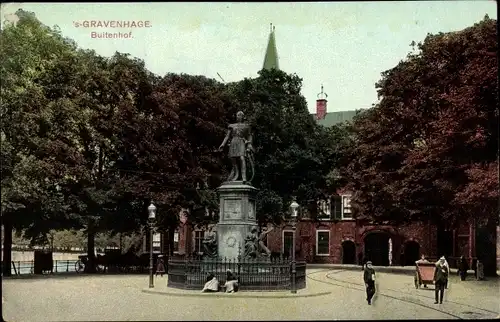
[
  {"xmin": 437, "ymin": 225, "xmax": 453, "ymax": 259},
  {"xmin": 342, "ymin": 240, "xmax": 356, "ymax": 264},
  {"xmin": 476, "ymin": 223, "xmax": 498, "ymax": 276},
  {"xmin": 364, "ymin": 232, "xmax": 390, "ymax": 266},
  {"xmin": 404, "ymin": 241, "xmax": 420, "ymax": 266}
]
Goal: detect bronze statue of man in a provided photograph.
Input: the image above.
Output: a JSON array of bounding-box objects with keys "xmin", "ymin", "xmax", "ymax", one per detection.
[{"xmin": 218, "ymin": 111, "xmax": 254, "ymax": 182}]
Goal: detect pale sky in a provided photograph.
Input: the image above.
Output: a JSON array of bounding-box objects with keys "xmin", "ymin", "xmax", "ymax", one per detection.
[{"xmin": 1, "ymin": 2, "xmax": 497, "ymax": 113}]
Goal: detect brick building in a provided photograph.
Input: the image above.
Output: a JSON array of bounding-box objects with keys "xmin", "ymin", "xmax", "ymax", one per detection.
[{"xmin": 148, "ymin": 26, "xmax": 497, "ymax": 272}]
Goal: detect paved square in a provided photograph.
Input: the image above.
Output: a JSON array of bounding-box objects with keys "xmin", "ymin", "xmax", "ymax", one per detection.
[{"xmin": 2, "ymin": 269, "xmax": 499, "ymax": 320}]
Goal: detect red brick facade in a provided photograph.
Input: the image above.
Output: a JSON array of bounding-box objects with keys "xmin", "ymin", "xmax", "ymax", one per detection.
[
  {"xmin": 264, "ymin": 220, "xmax": 435, "ymax": 265},
  {"xmin": 167, "ymin": 205, "xmax": 480, "ymax": 268}
]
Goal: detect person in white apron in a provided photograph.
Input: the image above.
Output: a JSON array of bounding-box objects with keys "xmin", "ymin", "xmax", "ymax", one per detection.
[{"xmin": 202, "ymin": 273, "xmax": 219, "ymax": 292}]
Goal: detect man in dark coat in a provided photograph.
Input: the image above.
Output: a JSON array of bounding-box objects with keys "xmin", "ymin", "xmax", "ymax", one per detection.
[
  {"xmin": 457, "ymin": 255, "xmax": 469, "ymax": 281},
  {"xmin": 433, "ymin": 256, "xmax": 449, "ymax": 304},
  {"xmin": 363, "ymin": 261, "xmax": 376, "ymax": 305}
]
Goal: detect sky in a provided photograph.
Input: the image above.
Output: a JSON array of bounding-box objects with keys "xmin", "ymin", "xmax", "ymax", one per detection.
[{"xmin": 1, "ymin": 1, "xmax": 497, "ymax": 113}]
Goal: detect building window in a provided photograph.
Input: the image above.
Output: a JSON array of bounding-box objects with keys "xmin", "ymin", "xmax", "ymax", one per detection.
[
  {"xmin": 316, "ymin": 230, "xmax": 330, "ymax": 256},
  {"xmin": 332, "ymin": 195, "xmax": 342, "ymax": 220},
  {"xmin": 342, "ymin": 195, "xmax": 353, "ymax": 219},
  {"xmin": 317, "ymin": 199, "xmax": 331, "ymax": 219},
  {"xmin": 194, "ymin": 231, "xmax": 204, "ymax": 254},
  {"xmin": 173, "ymin": 230, "xmax": 179, "ymax": 253},
  {"xmin": 282, "ymin": 231, "xmax": 294, "ymax": 257}
]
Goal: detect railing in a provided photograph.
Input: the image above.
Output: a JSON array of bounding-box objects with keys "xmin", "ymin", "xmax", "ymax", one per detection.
[
  {"xmin": 2, "ymin": 260, "xmax": 80, "ymax": 275},
  {"xmin": 168, "ymin": 256, "xmax": 307, "ymax": 291}
]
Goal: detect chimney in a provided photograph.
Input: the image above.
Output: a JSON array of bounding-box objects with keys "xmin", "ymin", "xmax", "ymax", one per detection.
[{"xmin": 316, "ymin": 85, "xmax": 328, "ymax": 120}]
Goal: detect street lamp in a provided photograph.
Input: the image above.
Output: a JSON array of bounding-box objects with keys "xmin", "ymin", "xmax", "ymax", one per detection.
[
  {"xmin": 148, "ymin": 202, "xmax": 157, "ymax": 288},
  {"xmin": 290, "ymin": 199, "xmax": 299, "ymax": 294}
]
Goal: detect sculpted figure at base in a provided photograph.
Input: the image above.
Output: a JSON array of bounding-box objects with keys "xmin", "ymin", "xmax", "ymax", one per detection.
[
  {"xmin": 243, "ymin": 227, "xmax": 260, "ymax": 259},
  {"xmin": 243, "ymin": 226, "xmax": 274, "ymax": 259},
  {"xmin": 218, "ymin": 111, "xmax": 255, "ymax": 183},
  {"xmin": 202, "ymin": 227, "xmax": 217, "ymax": 259},
  {"xmin": 258, "ymin": 226, "xmax": 273, "ymax": 257}
]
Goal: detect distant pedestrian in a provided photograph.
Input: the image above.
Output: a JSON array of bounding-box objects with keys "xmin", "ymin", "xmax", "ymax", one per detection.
[
  {"xmin": 415, "ymin": 254, "xmax": 430, "ymax": 264},
  {"xmin": 363, "ymin": 261, "xmax": 376, "ymax": 305},
  {"xmin": 433, "ymin": 256, "xmax": 449, "ymax": 304},
  {"xmin": 457, "ymin": 256, "xmax": 469, "ymax": 281},
  {"xmin": 476, "ymin": 260, "xmax": 484, "ymax": 280},
  {"xmin": 155, "ymin": 255, "xmax": 166, "ymax": 277}
]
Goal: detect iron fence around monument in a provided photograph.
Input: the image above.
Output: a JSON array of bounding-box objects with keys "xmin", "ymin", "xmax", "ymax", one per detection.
[{"xmin": 167, "ymin": 256, "xmax": 307, "ymax": 291}]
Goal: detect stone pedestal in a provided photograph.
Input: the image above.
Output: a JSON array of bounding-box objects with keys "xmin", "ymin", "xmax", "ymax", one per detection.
[{"xmin": 216, "ymin": 182, "xmax": 258, "ymax": 261}]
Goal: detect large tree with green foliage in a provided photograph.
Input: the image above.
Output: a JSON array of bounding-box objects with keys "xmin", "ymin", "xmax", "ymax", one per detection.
[
  {"xmin": 129, "ymin": 74, "xmax": 235, "ymax": 254},
  {"xmin": 227, "ymin": 69, "xmax": 337, "ymax": 224},
  {"xmin": 0, "ymin": 9, "xmax": 80, "ymax": 275},
  {"xmin": 38, "ymin": 48, "xmax": 157, "ymax": 271}
]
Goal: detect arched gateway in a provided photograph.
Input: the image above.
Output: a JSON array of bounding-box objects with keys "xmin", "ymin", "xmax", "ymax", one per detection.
[{"xmin": 364, "ymin": 232, "xmax": 391, "ymax": 266}]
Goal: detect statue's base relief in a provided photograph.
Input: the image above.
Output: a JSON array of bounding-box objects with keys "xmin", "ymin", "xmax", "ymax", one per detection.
[{"xmin": 216, "ymin": 181, "xmax": 258, "ymax": 262}]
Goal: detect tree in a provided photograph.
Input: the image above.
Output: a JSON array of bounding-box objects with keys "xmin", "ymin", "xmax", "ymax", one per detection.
[
  {"xmin": 38, "ymin": 49, "xmax": 158, "ymax": 271},
  {"xmin": 132, "ymin": 74, "xmax": 234, "ymax": 247},
  {"xmin": 226, "ymin": 69, "xmax": 335, "ymax": 224},
  {"xmin": 343, "ymin": 17, "xmax": 498, "ymax": 273},
  {"xmin": 0, "ymin": 9, "xmax": 80, "ymax": 275}
]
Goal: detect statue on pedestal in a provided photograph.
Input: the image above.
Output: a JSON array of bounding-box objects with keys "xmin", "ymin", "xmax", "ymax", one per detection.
[
  {"xmin": 218, "ymin": 111, "xmax": 255, "ymax": 183},
  {"xmin": 202, "ymin": 227, "xmax": 217, "ymax": 259}
]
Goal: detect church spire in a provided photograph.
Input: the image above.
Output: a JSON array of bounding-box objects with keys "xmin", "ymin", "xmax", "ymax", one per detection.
[{"xmin": 262, "ymin": 23, "xmax": 279, "ymax": 70}]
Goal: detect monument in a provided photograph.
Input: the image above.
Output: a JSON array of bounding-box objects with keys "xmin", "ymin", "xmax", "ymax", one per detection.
[
  {"xmin": 216, "ymin": 111, "xmax": 260, "ymax": 261},
  {"xmin": 167, "ymin": 110, "xmax": 307, "ymax": 291}
]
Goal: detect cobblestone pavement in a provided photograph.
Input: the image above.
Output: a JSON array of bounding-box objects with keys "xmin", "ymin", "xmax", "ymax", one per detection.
[{"xmin": 2, "ymin": 269, "xmax": 499, "ymax": 321}]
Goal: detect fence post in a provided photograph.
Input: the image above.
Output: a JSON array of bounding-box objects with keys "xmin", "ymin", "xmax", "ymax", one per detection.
[
  {"xmin": 55, "ymin": 260, "xmax": 58, "ymax": 273},
  {"xmin": 66, "ymin": 260, "xmax": 69, "ymax": 272},
  {"xmin": 237, "ymin": 245, "xmax": 242, "ymax": 280},
  {"xmin": 184, "ymin": 257, "xmax": 188, "ymax": 288}
]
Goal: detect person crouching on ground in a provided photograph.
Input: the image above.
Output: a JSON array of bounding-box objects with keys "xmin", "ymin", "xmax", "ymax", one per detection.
[
  {"xmin": 458, "ymin": 255, "xmax": 469, "ymax": 281},
  {"xmin": 202, "ymin": 273, "xmax": 219, "ymax": 292},
  {"xmin": 433, "ymin": 256, "xmax": 449, "ymax": 304},
  {"xmin": 363, "ymin": 261, "xmax": 376, "ymax": 305},
  {"xmin": 224, "ymin": 270, "xmax": 239, "ymax": 293}
]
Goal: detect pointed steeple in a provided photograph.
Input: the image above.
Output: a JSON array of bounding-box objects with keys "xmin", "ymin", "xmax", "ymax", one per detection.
[{"xmin": 263, "ymin": 23, "xmax": 279, "ymax": 70}]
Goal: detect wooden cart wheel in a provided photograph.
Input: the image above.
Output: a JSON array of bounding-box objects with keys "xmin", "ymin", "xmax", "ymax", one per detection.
[
  {"xmin": 75, "ymin": 260, "xmax": 85, "ymax": 273},
  {"xmin": 414, "ymin": 273, "xmax": 419, "ymax": 289}
]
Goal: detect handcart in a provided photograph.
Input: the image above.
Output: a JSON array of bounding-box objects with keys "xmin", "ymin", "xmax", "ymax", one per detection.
[{"xmin": 414, "ymin": 262, "xmax": 435, "ymax": 289}]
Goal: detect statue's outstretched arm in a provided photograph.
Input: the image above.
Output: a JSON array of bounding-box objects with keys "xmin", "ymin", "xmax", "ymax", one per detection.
[{"xmin": 219, "ymin": 128, "xmax": 232, "ymax": 150}]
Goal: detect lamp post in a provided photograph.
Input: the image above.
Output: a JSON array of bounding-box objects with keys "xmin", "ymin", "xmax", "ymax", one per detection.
[
  {"xmin": 290, "ymin": 199, "xmax": 299, "ymax": 294},
  {"xmin": 148, "ymin": 202, "xmax": 156, "ymax": 288}
]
